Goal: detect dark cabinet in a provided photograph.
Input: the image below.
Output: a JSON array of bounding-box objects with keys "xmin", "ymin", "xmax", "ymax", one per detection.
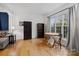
[
  {"xmin": 23, "ymin": 21, "xmax": 32, "ymax": 40},
  {"xmin": 37, "ymin": 23, "xmax": 44, "ymax": 38}
]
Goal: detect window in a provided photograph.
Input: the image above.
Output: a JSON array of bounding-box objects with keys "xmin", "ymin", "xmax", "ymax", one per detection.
[{"xmin": 50, "ymin": 10, "xmax": 69, "ymax": 40}]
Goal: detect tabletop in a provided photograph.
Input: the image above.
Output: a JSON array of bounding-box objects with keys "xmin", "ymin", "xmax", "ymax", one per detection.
[{"xmin": 45, "ymin": 32, "xmax": 59, "ymax": 36}]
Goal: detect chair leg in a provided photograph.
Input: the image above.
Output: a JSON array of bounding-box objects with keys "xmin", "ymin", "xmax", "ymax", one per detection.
[
  {"xmin": 59, "ymin": 33, "xmax": 62, "ymax": 49},
  {"xmin": 60, "ymin": 43, "xmax": 61, "ymax": 49}
]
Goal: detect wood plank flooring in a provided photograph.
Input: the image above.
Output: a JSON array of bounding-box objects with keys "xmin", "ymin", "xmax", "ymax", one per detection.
[{"xmin": 0, "ymin": 38, "xmax": 79, "ymax": 56}]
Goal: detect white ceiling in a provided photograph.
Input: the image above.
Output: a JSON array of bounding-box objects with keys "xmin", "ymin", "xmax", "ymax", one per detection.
[{"xmin": 3, "ymin": 3, "xmax": 65, "ymax": 16}]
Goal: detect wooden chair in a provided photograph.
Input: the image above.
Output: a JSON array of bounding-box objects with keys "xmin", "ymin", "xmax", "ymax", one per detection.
[{"xmin": 45, "ymin": 33, "xmax": 62, "ymax": 49}]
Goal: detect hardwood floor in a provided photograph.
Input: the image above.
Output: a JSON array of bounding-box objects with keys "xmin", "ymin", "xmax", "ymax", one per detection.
[{"xmin": 0, "ymin": 38, "xmax": 79, "ymax": 56}]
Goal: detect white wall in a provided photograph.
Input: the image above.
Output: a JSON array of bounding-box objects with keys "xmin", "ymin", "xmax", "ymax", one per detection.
[
  {"xmin": 0, "ymin": 4, "xmax": 45, "ymax": 40},
  {"xmin": 13, "ymin": 14, "xmax": 45, "ymax": 40}
]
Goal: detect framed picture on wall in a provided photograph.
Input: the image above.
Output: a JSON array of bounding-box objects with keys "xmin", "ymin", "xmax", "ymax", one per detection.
[{"xmin": 19, "ymin": 21, "xmax": 24, "ymax": 26}]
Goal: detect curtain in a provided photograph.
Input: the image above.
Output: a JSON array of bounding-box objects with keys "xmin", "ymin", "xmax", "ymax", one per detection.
[
  {"xmin": 67, "ymin": 4, "xmax": 79, "ymax": 51},
  {"xmin": 75, "ymin": 4, "xmax": 79, "ymax": 51}
]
